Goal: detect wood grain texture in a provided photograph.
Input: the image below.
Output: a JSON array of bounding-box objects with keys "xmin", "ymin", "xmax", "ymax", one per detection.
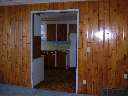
[
  {"xmin": 57, "ymin": 24, "xmax": 67, "ymax": 41},
  {"xmin": 43, "ymin": 51, "xmax": 55, "ymax": 68},
  {"xmin": 47, "ymin": 24, "xmax": 56, "ymax": 41},
  {"xmin": 0, "ymin": 0, "xmax": 128, "ymax": 96},
  {"xmin": 56, "ymin": 51, "xmax": 66, "ymax": 68}
]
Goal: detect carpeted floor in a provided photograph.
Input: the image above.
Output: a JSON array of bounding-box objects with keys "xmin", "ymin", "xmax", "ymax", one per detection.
[{"xmin": 0, "ymin": 84, "xmax": 94, "ymax": 96}]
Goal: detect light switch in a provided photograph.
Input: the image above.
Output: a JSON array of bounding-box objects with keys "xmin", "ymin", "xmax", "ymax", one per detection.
[
  {"xmin": 86, "ymin": 47, "xmax": 91, "ymax": 53},
  {"xmin": 123, "ymin": 73, "xmax": 128, "ymax": 80},
  {"xmin": 83, "ymin": 80, "xmax": 87, "ymax": 85}
]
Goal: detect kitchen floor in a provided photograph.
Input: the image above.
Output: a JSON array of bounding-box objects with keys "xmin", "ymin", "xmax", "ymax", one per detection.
[{"xmin": 35, "ymin": 68, "xmax": 76, "ymax": 93}]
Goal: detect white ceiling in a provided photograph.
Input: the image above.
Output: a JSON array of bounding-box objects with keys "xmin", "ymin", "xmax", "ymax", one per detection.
[{"xmin": 0, "ymin": 0, "xmax": 94, "ymax": 6}]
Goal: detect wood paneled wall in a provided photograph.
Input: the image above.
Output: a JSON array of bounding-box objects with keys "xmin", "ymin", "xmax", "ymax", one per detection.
[
  {"xmin": 0, "ymin": 0, "xmax": 128, "ymax": 95},
  {"xmin": 0, "ymin": 5, "xmax": 31, "ymax": 87}
]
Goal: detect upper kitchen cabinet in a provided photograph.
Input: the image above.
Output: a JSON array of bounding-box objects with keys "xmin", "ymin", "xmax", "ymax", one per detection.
[
  {"xmin": 57, "ymin": 24, "xmax": 67, "ymax": 41},
  {"xmin": 46, "ymin": 24, "xmax": 67, "ymax": 41},
  {"xmin": 47, "ymin": 24, "xmax": 56, "ymax": 41},
  {"xmin": 69, "ymin": 24, "xmax": 77, "ymax": 33}
]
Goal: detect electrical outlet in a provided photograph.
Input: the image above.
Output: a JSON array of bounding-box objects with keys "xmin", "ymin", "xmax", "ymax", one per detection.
[
  {"xmin": 124, "ymin": 74, "xmax": 128, "ymax": 80},
  {"xmin": 86, "ymin": 47, "xmax": 91, "ymax": 53},
  {"xmin": 83, "ymin": 80, "xmax": 87, "ymax": 85}
]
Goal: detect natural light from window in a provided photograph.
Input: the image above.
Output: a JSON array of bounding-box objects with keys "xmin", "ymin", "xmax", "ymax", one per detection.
[{"xmin": 41, "ymin": 24, "xmax": 47, "ymax": 41}]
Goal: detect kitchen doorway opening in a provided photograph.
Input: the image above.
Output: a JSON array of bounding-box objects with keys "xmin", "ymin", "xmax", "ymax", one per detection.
[{"xmin": 31, "ymin": 9, "xmax": 79, "ymax": 94}]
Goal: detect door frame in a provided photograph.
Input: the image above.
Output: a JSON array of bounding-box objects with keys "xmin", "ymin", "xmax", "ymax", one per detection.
[{"xmin": 30, "ymin": 9, "xmax": 80, "ymax": 94}]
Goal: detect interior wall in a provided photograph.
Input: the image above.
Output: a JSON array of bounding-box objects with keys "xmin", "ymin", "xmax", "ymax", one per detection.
[
  {"xmin": 0, "ymin": 0, "xmax": 128, "ymax": 96},
  {"xmin": 0, "ymin": 5, "xmax": 31, "ymax": 87},
  {"xmin": 33, "ymin": 36, "xmax": 41, "ymax": 58},
  {"xmin": 33, "ymin": 14, "xmax": 41, "ymax": 59},
  {"xmin": 33, "ymin": 14, "xmax": 41, "ymax": 36}
]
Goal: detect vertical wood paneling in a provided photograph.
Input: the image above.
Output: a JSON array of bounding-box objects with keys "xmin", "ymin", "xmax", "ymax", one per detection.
[{"xmin": 0, "ymin": 0, "xmax": 128, "ymax": 95}]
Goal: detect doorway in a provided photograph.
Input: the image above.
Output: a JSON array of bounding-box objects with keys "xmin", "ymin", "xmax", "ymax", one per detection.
[{"xmin": 31, "ymin": 9, "xmax": 79, "ymax": 94}]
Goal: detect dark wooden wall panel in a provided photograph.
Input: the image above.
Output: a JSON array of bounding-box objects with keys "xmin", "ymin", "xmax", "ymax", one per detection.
[
  {"xmin": 0, "ymin": 0, "xmax": 128, "ymax": 96},
  {"xmin": 33, "ymin": 36, "xmax": 41, "ymax": 58}
]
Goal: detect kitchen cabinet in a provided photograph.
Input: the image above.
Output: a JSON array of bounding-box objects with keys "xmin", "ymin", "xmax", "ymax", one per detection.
[
  {"xmin": 42, "ymin": 51, "xmax": 55, "ymax": 68},
  {"xmin": 47, "ymin": 24, "xmax": 56, "ymax": 41},
  {"xmin": 47, "ymin": 24, "xmax": 67, "ymax": 41},
  {"xmin": 41, "ymin": 50, "xmax": 67, "ymax": 69},
  {"xmin": 57, "ymin": 24, "xmax": 67, "ymax": 41},
  {"xmin": 56, "ymin": 51, "xmax": 67, "ymax": 68}
]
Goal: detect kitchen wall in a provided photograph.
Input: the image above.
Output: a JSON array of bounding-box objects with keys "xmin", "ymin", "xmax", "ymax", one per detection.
[
  {"xmin": 70, "ymin": 33, "xmax": 77, "ymax": 68},
  {"xmin": 33, "ymin": 14, "xmax": 41, "ymax": 59},
  {"xmin": 32, "ymin": 14, "xmax": 44, "ymax": 87},
  {"xmin": 0, "ymin": 0, "xmax": 128, "ymax": 96},
  {"xmin": 33, "ymin": 14, "xmax": 41, "ymax": 36}
]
